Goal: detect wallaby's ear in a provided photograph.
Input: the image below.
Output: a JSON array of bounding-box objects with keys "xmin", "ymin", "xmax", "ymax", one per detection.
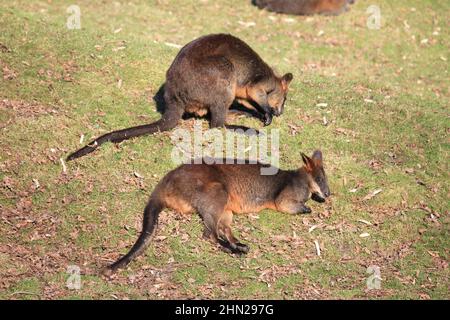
[
  {"xmin": 312, "ymin": 150, "xmax": 323, "ymax": 167},
  {"xmin": 301, "ymin": 152, "xmax": 314, "ymax": 172},
  {"xmin": 281, "ymin": 73, "xmax": 293, "ymax": 91}
]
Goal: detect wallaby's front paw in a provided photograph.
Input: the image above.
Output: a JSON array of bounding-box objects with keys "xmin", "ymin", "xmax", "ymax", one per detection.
[
  {"xmin": 300, "ymin": 205, "xmax": 312, "ymax": 214},
  {"xmin": 263, "ymin": 113, "xmax": 273, "ymax": 126}
]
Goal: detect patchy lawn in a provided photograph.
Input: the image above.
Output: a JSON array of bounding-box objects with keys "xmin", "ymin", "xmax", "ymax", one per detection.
[{"xmin": 0, "ymin": 0, "xmax": 448, "ymax": 299}]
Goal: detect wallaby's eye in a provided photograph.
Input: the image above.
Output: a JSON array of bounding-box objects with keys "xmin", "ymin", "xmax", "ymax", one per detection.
[
  {"xmin": 316, "ymin": 176, "xmax": 323, "ymax": 184},
  {"xmin": 266, "ymin": 88, "xmax": 275, "ymax": 95}
]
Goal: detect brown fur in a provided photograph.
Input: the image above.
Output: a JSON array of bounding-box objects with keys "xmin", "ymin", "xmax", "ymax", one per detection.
[
  {"xmin": 104, "ymin": 150, "xmax": 330, "ymax": 274},
  {"xmin": 253, "ymin": 0, "xmax": 355, "ymax": 16},
  {"xmin": 67, "ymin": 34, "xmax": 293, "ymax": 161}
]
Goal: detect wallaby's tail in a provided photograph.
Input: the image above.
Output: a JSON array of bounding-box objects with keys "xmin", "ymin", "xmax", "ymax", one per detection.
[
  {"xmin": 67, "ymin": 113, "xmax": 179, "ymax": 161},
  {"xmin": 104, "ymin": 199, "xmax": 164, "ymax": 274}
]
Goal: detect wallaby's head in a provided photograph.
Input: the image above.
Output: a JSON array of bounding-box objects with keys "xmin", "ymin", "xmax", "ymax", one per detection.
[
  {"xmin": 267, "ymin": 73, "xmax": 293, "ymax": 116},
  {"xmin": 301, "ymin": 150, "xmax": 330, "ymax": 203}
]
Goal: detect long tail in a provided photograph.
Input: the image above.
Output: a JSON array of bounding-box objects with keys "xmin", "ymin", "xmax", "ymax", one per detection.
[
  {"xmin": 104, "ymin": 199, "xmax": 164, "ymax": 274},
  {"xmin": 67, "ymin": 113, "xmax": 179, "ymax": 161}
]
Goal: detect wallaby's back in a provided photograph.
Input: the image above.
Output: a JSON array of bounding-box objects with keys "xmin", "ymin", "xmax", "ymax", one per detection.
[{"xmin": 165, "ymin": 34, "xmax": 275, "ymax": 98}]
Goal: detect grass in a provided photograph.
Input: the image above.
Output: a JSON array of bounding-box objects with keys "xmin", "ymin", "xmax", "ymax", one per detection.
[{"xmin": 0, "ymin": 0, "xmax": 448, "ymax": 299}]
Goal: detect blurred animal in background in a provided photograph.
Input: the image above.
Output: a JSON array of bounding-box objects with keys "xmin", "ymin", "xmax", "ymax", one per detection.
[{"xmin": 253, "ymin": 0, "xmax": 355, "ymax": 16}]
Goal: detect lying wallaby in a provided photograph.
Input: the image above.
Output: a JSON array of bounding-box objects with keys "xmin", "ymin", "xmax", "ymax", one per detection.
[
  {"xmin": 253, "ymin": 0, "xmax": 355, "ymax": 15},
  {"xmin": 67, "ymin": 33, "xmax": 293, "ymax": 161},
  {"xmin": 104, "ymin": 150, "xmax": 330, "ymax": 274}
]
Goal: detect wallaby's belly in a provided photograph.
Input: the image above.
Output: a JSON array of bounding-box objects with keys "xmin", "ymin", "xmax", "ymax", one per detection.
[{"xmin": 226, "ymin": 190, "xmax": 277, "ymax": 214}]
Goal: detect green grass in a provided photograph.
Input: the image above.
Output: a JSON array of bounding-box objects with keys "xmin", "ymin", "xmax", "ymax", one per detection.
[{"xmin": 0, "ymin": 0, "xmax": 448, "ymax": 299}]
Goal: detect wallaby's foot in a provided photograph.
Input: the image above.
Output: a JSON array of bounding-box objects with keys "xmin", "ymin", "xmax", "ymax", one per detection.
[
  {"xmin": 225, "ymin": 125, "xmax": 260, "ymax": 136},
  {"xmin": 300, "ymin": 205, "xmax": 312, "ymax": 214},
  {"xmin": 227, "ymin": 239, "xmax": 250, "ymax": 254},
  {"xmin": 218, "ymin": 238, "xmax": 250, "ymax": 255},
  {"xmin": 228, "ymin": 242, "xmax": 249, "ymax": 255},
  {"xmin": 263, "ymin": 112, "xmax": 273, "ymax": 126},
  {"xmin": 234, "ymin": 242, "xmax": 250, "ymax": 254}
]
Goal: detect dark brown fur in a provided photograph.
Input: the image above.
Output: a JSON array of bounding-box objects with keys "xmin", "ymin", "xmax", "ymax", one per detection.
[
  {"xmin": 67, "ymin": 34, "xmax": 293, "ymax": 161},
  {"xmin": 104, "ymin": 150, "xmax": 330, "ymax": 274},
  {"xmin": 253, "ymin": 0, "xmax": 355, "ymax": 16}
]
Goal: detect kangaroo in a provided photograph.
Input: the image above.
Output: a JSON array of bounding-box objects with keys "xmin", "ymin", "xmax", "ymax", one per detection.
[
  {"xmin": 67, "ymin": 34, "xmax": 293, "ymax": 161},
  {"xmin": 253, "ymin": 0, "xmax": 355, "ymax": 16},
  {"xmin": 103, "ymin": 150, "xmax": 330, "ymax": 274}
]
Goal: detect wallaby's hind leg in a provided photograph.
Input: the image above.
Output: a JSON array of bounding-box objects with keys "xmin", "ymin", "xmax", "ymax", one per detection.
[
  {"xmin": 201, "ymin": 210, "xmax": 219, "ymax": 243},
  {"xmin": 187, "ymin": 56, "xmax": 235, "ymax": 128},
  {"xmin": 196, "ymin": 182, "xmax": 228, "ymax": 243},
  {"xmin": 216, "ymin": 210, "xmax": 249, "ymax": 254},
  {"xmin": 195, "ymin": 183, "xmax": 249, "ymax": 254},
  {"xmin": 210, "ymin": 104, "xmax": 228, "ymax": 128},
  {"xmin": 202, "ymin": 226, "xmax": 217, "ymax": 242}
]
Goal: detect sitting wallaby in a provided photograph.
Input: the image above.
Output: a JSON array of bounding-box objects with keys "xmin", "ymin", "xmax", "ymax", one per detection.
[
  {"xmin": 104, "ymin": 150, "xmax": 330, "ymax": 274},
  {"xmin": 67, "ymin": 33, "xmax": 293, "ymax": 161},
  {"xmin": 253, "ymin": 0, "xmax": 355, "ymax": 15}
]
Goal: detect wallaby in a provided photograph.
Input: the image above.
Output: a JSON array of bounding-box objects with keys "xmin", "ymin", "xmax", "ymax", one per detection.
[
  {"xmin": 103, "ymin": 150, "xmax": 330, "ymax": 274},
  {"xmin": 253, "ymin": 0, "xmax": 355, "ymax": 15},
  {"xmin": 67, "ymin": 33, "xmax": 293, "ymax": 161}
]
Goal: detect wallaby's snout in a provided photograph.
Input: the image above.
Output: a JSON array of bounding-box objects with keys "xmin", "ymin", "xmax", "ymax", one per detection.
[
  {"xmin": 264, "ymin": 72, "xmax": 293, "ymax": 118},
  {"xmin": 311, "ymin": 192, "xmax": 326, "ymax": 203},
  {"xmin": 271, "ymin": 95, "xmax": 287, "ymax": 117}
]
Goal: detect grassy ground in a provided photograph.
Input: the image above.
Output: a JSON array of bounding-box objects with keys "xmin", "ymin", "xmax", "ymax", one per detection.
[{"xmin": 0, "ymin": 0, "xmax": 448, "ymax": 299}]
